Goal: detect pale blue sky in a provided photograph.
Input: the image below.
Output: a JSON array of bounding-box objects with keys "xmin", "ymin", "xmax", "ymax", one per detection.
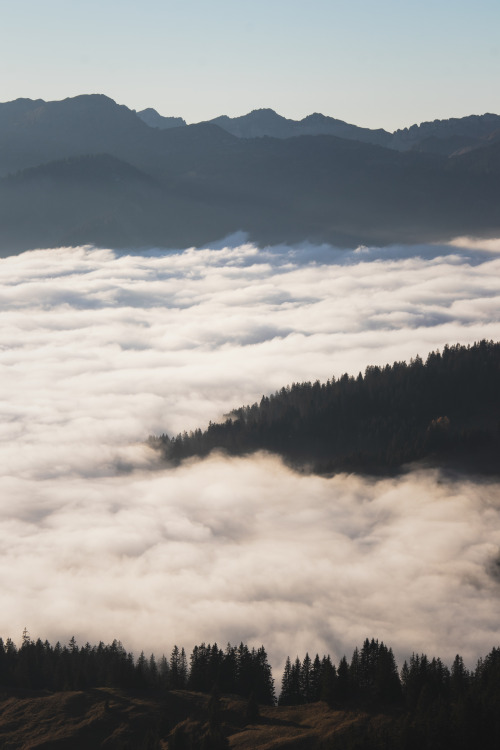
[{"xmin": 1, "ymin": 0, "xmax": 499, "ymax": 130}]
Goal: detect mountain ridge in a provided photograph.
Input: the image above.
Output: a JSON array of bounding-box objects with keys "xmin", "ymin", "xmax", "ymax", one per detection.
[
  {"xmin": 5, "ymin": 94, "xmax": 499, "ymax": 153},
  {"xmin": 147, "ymin": 104, "xmax": 500, "ymax": 155},
  {"xmin": 1, "ymin": 94, "xmax": 500, "ymax": 253}
]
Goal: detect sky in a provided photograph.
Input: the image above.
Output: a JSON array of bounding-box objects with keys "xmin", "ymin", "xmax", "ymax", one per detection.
[
  {"xmin": 1, "ymin": 0, "xmax": 499, "ymax": 130},
  {"xmin": 2, "ymin": 237, "xmax": 500, "ymax": 671}
]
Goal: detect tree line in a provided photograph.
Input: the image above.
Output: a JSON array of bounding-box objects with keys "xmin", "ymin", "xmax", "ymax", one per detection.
[
  {"xmin": 0, "ymin": 630, "xmax": 274, "ymax": 705},
  {"xmin": 152, "ymin": 340, "xmax": 500, "ymax": 475},
  {"xmin": 2, "ymin": 632, "xmax": 500, "ymax": 748},
  {"xmin": 281, "ymin": 637, "xmax": 500, "ymax": 749}
]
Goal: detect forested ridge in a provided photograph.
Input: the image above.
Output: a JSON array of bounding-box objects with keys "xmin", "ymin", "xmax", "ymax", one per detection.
[
  {"xmin": 2, "ymin": 633, "xmax": 500, "ymax": 748},
  {"xmin": 153, "ymin": 340, "xmax": 500, "ymax": 475}
]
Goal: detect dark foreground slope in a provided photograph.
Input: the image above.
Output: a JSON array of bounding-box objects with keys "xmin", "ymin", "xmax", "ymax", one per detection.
[
  {"xmin": 154, "ymin": 341, "xmax": 500, "ymax": 476},
  {"xmin": 1, "ymin": 96, "xmax": 500, "ymax": 253},
  {"xmin": 2, "ymin": 635, "xmax": 500, "ymax": 749},
  {"xmin": 0, "ymin": 689, "xmax": 396, "ymax": 750},
  {"xmin": 1, "ymin": 675, "xmax": 499, "ymax": 750}
]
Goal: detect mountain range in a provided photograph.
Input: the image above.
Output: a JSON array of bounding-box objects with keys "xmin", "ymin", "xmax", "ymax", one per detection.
[
  {"xmin": 138, "ymin": 105, "xmax": 500, "ymax": 155},
  {"xmin": 1, "ymin": 94, "xmax": 500, "ymax": 254}
]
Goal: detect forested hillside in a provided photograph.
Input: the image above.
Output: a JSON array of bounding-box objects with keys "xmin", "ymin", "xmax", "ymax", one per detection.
[{"xmin": 154, "ymin": 341, "xmax": 500, "ymax": 475}]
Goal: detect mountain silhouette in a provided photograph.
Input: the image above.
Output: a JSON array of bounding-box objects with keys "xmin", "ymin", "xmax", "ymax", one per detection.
[
  {"xmin": 1, "ymin": 94, "xmax": 499, "ymax": 253},
  {"xmin": 137, "ymin": 107, "xmax": 186, "ymax": 129}
]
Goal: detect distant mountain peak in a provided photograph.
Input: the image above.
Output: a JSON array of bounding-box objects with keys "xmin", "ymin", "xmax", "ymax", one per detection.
[
  {"xmin": 302, "ymin": 112, "xmax": 332, "ymax": 123},
  {"xmin": 137, "ymin": 108, "xmax": 186, "ymax": 130},
  {"xmin": 207, "ymin": 108, "xmax": 392, "ymax": 146},
  {"xmin": 247, "ymin": 107, "xmax": 281, "ymax": 116},
  {"xmin": 239, "ymin": 108, "xmax": 288, "ymax": 123},
  {"xmin": 7, "ymin": 97, "xmax": 45, "ymax": 106},
  {"xmin": 64, "ymin": 93, "xmax": 115, "ymax": 104}
]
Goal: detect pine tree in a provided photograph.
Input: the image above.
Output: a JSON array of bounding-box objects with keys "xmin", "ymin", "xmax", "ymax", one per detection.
[
  {"xmin": 301, "ymin": 653, "xmax": 312, "ymax": 703},
  {"xmin": 375, "ymin": 643, "xmax": 401, "ymax": 704},
  {"xmin": 179, "ymin": 647, "xmax": 188, "ymax": 689},
  {"xmin": 349, "ymin": 647, "xmax": 361, "ymax": 699},
  {"xmin": 450, "ymin": 654, "xmax": 469, "ymax": 699},
  {"xmin": 136, "ymin": 651, "xmax": 148, "ymax": 688},
  {"xmin": 169, "ymin": 645, "xmax": 182, "ymax": 689},
  {"xmin": 149, "ymin": 654, "xmax": 159, "ymax": 687},
  {"xmin": 279, "ymin": 656, "xmax": 292, "ymax": 706},
  {"xmin": 158, "ymin": 655, "xmax": 169, "ymax": 688},
  {"xmin": 337, "ymin": 656, "xmax": 350, "ymax": 703},
  {"xmin": 320, "ymin": 656, "xmax": 337, "ymax": 706},
  {"xmin": 236, "ymin": 643, "xmax": 252, "ymax": 697},
  {"xmin": 311, "ymin": 654, "xmax": 322, "ymax": 702},
  {"xmin": 220, "ymin": 644, "xmax": 237, "ymax": 694},
  {"xmin": 290, "ymin": 657, "xmax": 303, "ymax": 705},
  {"xmin": 253, "ymin": 646, "xmax": 275, "ymax": 705}
]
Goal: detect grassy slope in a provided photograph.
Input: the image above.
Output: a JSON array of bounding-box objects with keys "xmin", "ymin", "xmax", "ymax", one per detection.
[{"xmin": 0, "ymin": 688, "xmax": 392, "ymax": 749}]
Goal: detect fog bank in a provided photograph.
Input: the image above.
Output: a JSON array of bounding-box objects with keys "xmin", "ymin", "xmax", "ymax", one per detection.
[{"xmin": 1, "ymin": 239, "xmax": 500, "ymax": 670}]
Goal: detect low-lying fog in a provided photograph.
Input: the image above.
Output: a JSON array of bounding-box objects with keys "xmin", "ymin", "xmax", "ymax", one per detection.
[{"xmin": 1, "ymin": 237, "xmax": 500, "ymax": 672}]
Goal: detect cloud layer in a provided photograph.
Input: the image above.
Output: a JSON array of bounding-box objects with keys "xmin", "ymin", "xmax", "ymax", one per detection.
[{"xmin": 1, "ymin": 239, "xmax": 500, "ymax": 671}]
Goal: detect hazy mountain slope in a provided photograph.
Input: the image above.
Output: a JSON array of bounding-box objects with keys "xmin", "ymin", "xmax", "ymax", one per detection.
[
  {"xmin": 0, "ymin": 94, "xmax": 153, "ymax": 176},
  {"xmin": 448, "ymin": 138, "xmax": 500, "ymax": 174},
  {"xmin": 1, "ymin": 94, "xmax": 500, "ymax": 252},
  {"xmin": 411, "ymin": 133, "xmax": 483, "ymax": 155},
  {"xmin": 3, "ymin": 130, "xmax": 495, "ymax": 252},
  {"xmin": 0, "ymin": 94, "xmax": 238, "ymax": 179},
  {"xmin": 0, "ymin": 154, "xmax": 231, "ymax": 253},
  {"xmin": 162, "ymin": 131, "xmax": 500, "ymax": 246}
]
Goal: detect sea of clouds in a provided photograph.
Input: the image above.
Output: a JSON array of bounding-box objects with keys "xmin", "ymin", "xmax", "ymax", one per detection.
[{"xmin": 1, "ymin": 236, "xmax": 500, "ymax": 673}]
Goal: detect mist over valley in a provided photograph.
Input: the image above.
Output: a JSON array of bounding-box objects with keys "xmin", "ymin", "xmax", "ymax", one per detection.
[
  {"xmin": 1, "ymin": 85, "xmax": 500, "ymax": 748},
  {"xmin": 1, "ymin": 239, "xmax": 500, "ymax": 675},
  {"xmin": 2, "ymin": 0, "xmax": 500, "ymax": 739}
]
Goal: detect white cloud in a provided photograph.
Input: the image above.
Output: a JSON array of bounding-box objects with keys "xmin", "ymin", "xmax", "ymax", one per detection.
[{"xmin": 0, "ymin": 238, "xmax": 500, "ymax": 672}]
